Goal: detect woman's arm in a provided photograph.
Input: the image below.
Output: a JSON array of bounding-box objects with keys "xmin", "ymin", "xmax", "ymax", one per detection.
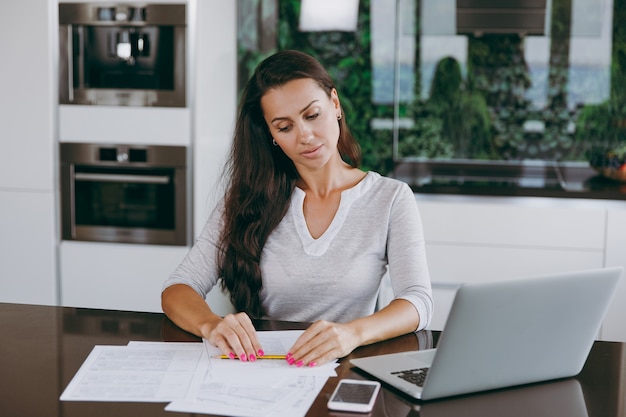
[
  {"xmin": 161, "ymin": 283, "xmax": 222, "ymax": 337},
  {"xmin": 161, "ymin": 202, "xmax": 264, "ymax": 361},
  {"xmin": 347, "ymin": 298, "xmax": 421, "ymax": 344},
  {"xmin": 385, "ymin": 183, "xmax": 433, "ymax": 330},
  {"xmin": 285, "ymin": 299, "xmax": 419, "ymax": 367}
]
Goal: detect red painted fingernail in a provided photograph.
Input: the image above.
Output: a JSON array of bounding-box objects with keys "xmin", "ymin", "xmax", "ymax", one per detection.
[
  {"xmin": 296, "ymin": 360, "xmax": 304, "ymax": 367},
  {"xmin": 286, "ymin": 352, "xmax": 293, "ymax": 358},
  {"xmin": 228, "ymin": 352, "xmax": 236, "ymax": 360},
  {"xmin": 308, "ymin": 361, "xmax": 317, "ymax": 367},
  {"xmin": 287, "ymin": 357, "xmax": 296, "ymax": 365},
  {"xmin": 258, "ymin": 349, "xmax": 265, "ymax": 357},
  {"xmin": 249, "ymin": 354, "xmax": 256, "ymax": 362},
  {"xmin": 240, "ymin": 353, "xmax": 248, "ymax": 362}
]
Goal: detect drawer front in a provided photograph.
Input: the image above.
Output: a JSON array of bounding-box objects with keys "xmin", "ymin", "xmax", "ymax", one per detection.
[{"xmin": 418, "ymin": 200, "xmax": 605, "ymax": 250}]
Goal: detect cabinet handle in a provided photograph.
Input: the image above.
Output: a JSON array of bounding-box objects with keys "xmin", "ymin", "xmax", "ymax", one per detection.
[
  {"xmin": 67, "ymin": 25, "xmax": 74, "ymax": 102},
  {"xmin": 74, "ymin": 173, "xmax": 170, "ymax": 184}
]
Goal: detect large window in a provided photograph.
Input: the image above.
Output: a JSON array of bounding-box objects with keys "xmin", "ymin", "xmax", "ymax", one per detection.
[{"xmin": 237, "ymin": 0, "xmax": 626, "ymax": 185}]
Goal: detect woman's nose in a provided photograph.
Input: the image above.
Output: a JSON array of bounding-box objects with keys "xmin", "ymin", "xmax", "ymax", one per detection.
[{"xmin": 296, "ymin": 123, "xmax": 313, "ymax": 144}]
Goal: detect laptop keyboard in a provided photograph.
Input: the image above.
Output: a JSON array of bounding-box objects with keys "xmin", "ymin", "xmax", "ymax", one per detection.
[{"xmin": 391, "ymin": 367, "xmax": 429, "ymax": 387}]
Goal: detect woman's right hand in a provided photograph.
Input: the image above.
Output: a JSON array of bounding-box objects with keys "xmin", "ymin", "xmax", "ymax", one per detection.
[
  {"xmin": 201, "ymin": 312, "xmax": 264, "ymax": 362},
  {"xmin": 162, "ymin": 285, "xmax": 263, "ymax": 361}
]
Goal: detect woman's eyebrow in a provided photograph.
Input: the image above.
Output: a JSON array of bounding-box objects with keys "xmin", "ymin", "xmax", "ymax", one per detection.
[{"xmin": 270, "ymin": 100, "xmax": 319, "ymax": 123}]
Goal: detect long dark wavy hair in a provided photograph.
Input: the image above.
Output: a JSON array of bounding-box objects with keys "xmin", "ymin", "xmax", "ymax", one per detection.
[{"xmin": 218, "ymin": 50, "xmax": 362, "ymax": 318}]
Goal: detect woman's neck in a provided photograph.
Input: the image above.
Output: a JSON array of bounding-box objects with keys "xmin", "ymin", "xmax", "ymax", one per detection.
[{"xmin": 296, "ymin": 162, "xmax": 365, "ymax": 199}]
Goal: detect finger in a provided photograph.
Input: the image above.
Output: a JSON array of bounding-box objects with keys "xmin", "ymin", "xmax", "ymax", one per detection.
[
  {"xmin": 291, "ymin": 340, "xmax": 335, "ymax": 367},
  {"xmin": 235, "ymin": 314, "xmax": 264, "ymax": 359},
  {"xmin": 220, "ymin": 314, "xmax": 254, "ymax": 361},
  {"xmin": 221, "ymin": 313, "xmax": 263, "ymax": 362},
  {"xmin": 208, "ymin": 318, "xmax": 244, "ymax": 359},
  {"xmin": 212, "ymin": 336, "xmax": 238, "ymax": 360},
  {"xmin": 288, "ymin": 321, "xmax": 334, "ymax": 366}
]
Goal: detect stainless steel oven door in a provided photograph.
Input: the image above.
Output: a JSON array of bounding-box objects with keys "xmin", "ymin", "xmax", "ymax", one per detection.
[{"xmin": 61, "ymin": 143, "xmax": 188, "ymax": 246}]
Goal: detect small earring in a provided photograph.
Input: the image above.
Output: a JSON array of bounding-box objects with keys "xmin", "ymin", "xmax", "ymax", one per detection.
[
  {"xmin": 337, "ymin": 113, "xmax": 342, "ymax": 121},
  {"xmin": 272, "ymin": 139, "xmax": 278, "ymax": 146}
]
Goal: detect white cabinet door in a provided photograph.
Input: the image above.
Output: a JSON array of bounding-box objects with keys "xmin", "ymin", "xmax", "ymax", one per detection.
[
  {"xmin": 60, "ymin": 241, "xmax": 236, "ymax": 315},
  {"xmin": 0, "ymin": 0, "xmax": 54, "ymax": 191},
  {"xmin": 417, "ymin": 197, "xmax": 606, "ymax": 331},
  {"xmin": 418, "ymin": 199, "xmax": 605, "ymax": 251},
  {"xmin": 603, "ymin": 208, "xmax": 626, "ymax": 342},
  {"xmin": 427, "ymin": 244, "xmax": 605, "ymax": 330},
  {"xmin": 60, "ymin": 242, "xmax": 190, "ymax": 313},
  {"xmin": 0, "ymin": 0, "xmax": 56, "ymax": 305},
  {"xmin": 0, "ymin": 191, "xmax": 57, "ymax": 305},
  {"xmin": 192, "ymin": 0, "xmax": 237, "ymax": 234}
]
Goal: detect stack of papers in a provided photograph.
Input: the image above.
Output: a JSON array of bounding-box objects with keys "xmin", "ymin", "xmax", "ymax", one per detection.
[{"xmin": 60, "ymin": 331, "xmax": 338, "ymax": 416}]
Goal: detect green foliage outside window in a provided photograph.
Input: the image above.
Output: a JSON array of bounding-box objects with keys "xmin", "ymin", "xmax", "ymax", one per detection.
[{"xmin": 238, "ymin": 0, "xmax": 626, "ymax": 176}]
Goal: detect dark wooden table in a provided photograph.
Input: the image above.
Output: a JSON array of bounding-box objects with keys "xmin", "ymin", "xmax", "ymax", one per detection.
[{"xmin": 1, "ymin": 302, "xmax": 624, "ymax": 417}]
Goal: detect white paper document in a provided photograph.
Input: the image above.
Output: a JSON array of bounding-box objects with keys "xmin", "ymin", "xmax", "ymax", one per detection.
[
  {"xmin": 60, "ymin": 342, "xmax": 207, "ymax": 402},
  {"xmin": 165, "ymin": 373, "xmax": 328, "ymax": 417},
  {"xmin": 60, "ymin": 331, "xmax": 338, "ymax": 416},
  {"xmin": 166, "ymin": 330, "xmax": 338, "ymax": 416}
]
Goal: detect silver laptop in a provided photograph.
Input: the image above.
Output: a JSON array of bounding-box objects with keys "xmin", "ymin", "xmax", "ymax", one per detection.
[{"xmin": 351, "ymin": 267, "xmax": 622, "ymax": 401}]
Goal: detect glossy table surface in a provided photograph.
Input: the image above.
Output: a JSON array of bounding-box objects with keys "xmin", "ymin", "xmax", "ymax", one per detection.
[{"xmin": 1, "ymin": 302, "xmax": 625, "ymax": 417}]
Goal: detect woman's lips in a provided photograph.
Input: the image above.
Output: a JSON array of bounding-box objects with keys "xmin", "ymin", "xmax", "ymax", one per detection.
[{"xmin": 301, "ymin": 144, "xmax": 322, "ymax": 158}]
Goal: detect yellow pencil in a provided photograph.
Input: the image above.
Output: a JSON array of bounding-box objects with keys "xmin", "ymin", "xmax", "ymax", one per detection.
[{"xmin": 216, "ymin": 354, "xmax": 287, "ymax": 360}]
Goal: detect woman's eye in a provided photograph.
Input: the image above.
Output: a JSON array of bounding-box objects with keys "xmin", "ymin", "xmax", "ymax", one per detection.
[
  {"xmin": 306, "ymin": 112, "xmax": 320, "ymax": 121},
  {"xmin": 277, "ymin": 125, "xmax": 291, "ymax": 133}
]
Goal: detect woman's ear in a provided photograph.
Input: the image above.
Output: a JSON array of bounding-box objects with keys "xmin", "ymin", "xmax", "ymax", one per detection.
[{"xmin": 331, "ymin": 88, "xmax": 341, "ymax": 112}]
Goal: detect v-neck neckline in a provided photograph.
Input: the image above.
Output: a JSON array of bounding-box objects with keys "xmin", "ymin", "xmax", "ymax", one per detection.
[{"xmin": 290, "ymin": 172, "xmax": 377, "ymax": 256}]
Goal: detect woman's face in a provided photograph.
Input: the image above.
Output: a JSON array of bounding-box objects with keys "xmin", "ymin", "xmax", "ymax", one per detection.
[{"xmin": 261, "ymin": 78, "xmax": 341, "ymax": 172}]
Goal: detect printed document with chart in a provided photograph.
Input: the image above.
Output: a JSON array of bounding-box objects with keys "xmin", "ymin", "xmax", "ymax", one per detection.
[{"xmin": 60, "ymin": 341, "xmax": 208, "ymax": 402}]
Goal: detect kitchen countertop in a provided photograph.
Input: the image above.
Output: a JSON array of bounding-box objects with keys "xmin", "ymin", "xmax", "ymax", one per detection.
[{"xmin": 393, "ymin": 160, "xmax": 626, "ymax": 201}]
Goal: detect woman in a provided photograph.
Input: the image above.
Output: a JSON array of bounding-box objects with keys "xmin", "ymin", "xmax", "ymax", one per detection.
[{"xmin": 162, "ymin": 50, "xmax": 432, "ymax": 367}]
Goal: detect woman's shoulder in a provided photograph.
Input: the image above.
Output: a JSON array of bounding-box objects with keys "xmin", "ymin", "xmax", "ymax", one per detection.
[
  {"xmin": 364, "ymin": 171, "xmax": 412, "ymax": 193},
  {"xmin": 347, "ymin": 172, "xmax": 414, "ymax": 208}
]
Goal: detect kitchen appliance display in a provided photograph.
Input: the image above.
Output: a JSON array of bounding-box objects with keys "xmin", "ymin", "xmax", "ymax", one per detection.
[
  {"xmin": 59, "ymin": 3, "xmax": 186, "ymax": 107},
  {"xmin": 61, "ymin": 143, "xmax": 189, "ymax": 246}
]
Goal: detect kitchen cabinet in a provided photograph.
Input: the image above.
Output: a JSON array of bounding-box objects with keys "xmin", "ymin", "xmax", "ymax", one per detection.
[
  {"xmin": 59, "ymin": 240, "xmax": 235, "ymax": 315},
  {"xmin": 411, "ymin": 194, "xmax": 624, "ymax": 341},
  {"xmin": 0, "ymin": 0, "xmax": 57, "ymax": 305},
  {"xmin": 60, "ymin": 241, "xmax": 189, "ymax": 313},
  {"xmin": 187, "ymin": 0, "xmax": 237, "ymax": 316},
  {"xmin": 603, "ymin": 207, "xmax": 626, "ymax": 342},
  {"xmin": 58, "ymin": 106, "xmax": 191, "ymax": 146},
  {"xmin": 1, "ymin": 191, "xmax": 57, "ymax": 305},
  {"xmin": 192, "ymin": 0, "xmax": 237, "ymax": 231},
  {"xmin": 57, "ymin": 0, "xmax": 238, "ymax": 315}
]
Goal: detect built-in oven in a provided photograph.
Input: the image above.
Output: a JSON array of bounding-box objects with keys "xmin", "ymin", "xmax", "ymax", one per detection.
[
  {"xmin": 61, "ymin": 143, "xmax": 189, "ymax": 246},
  {"xmin": 58, "ymin": 3, "xmax": 186, "ymax": 107}
]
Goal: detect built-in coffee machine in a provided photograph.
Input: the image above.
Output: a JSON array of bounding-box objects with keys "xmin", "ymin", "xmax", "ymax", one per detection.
[{"xmin": 59, "ymin": 3, "xmax": 186, "ymax": 107}]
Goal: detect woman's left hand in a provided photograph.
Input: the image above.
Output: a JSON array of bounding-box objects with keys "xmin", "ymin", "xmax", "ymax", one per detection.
[{"xmin": 286, "ymin": 320, "xmax": 361, "ymax": 367}]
